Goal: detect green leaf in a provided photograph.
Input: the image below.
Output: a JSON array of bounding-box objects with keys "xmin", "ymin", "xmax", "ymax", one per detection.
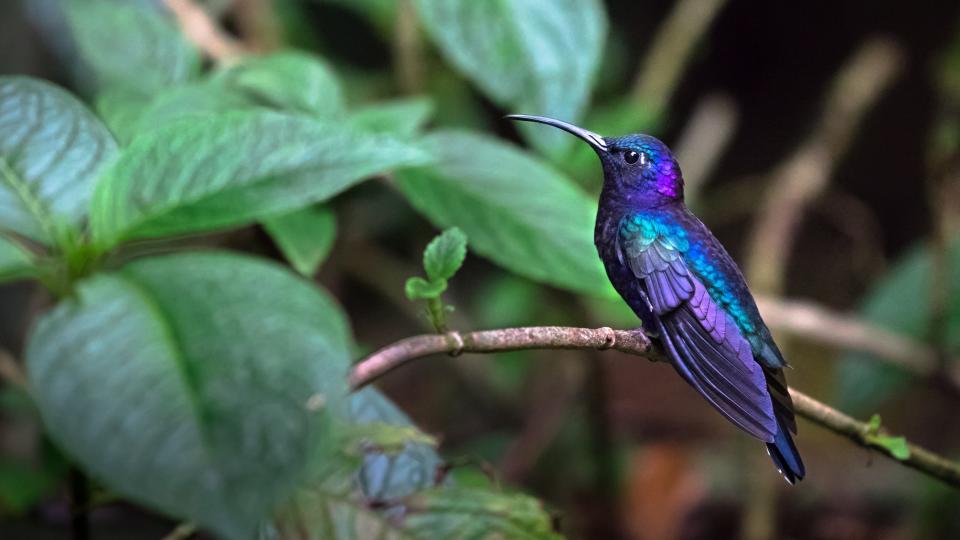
[
  {"xmin": 402, "ymin": 487, "xmax": 563, "ymax": 539},
  {"xmin": 65, "ymin": 0, "xmax": 200, "ymax": 96},
  {"xmin": 263, "ymin": 205, "xmax": 337, "ymax": 276},
  {"xmin": 273, "ymin": 489, "xmax": 414, "ymax": 540},
  {"xmin": 26, "ymin": 252, "xmax": 353, "ymax": 538},
  {"xmin": 0, "ymin": 77, "xmax": 117, "ymax": 244},
  {"xmin": 95, "ymin": 78, "xmax": 257, "ymax": 144},
  {"xmin": 349, "ymin": 388, "xmax": 445, "ymax": 502},
  {"xmin": 90, "ymin": 110, "xmax": 430, "ymax": 248},
  {"xmin": 414, "ymin": 0, "xmax": 607, "ymax": 157},
  {"xmin": 213, "ymin": 51, "xmax": 345, "ymax": 118},
  {"xmin": 423, "ymin": 227, "xmax": 467, "ymax": 282},
  {"xmin": 837, "ymin": 238, "xmax": 960, "ymax": 414},
  {"xmin": 405, "ymin": 277, "xmax": 447, "ymax": 300},
  {"xmin": 101, "ymin": 51, "xmax": 346, "ymax": 142},
  {"xmin": 395, "ymin": 131, "xmax": 612, "ymax": 296},
  {"xmin": 343, "ymin": 422, "xmax": 437, "ymax": 457},
  {"xmin": 0, "ymin": 236, "xmax": 34, "ymax": 283},
  {"xmin": 347, "ymin": 97, "xmax": 435, "ymax": 137},
  {"xmin": 873, "ymin": 435, "xmax": 911, "ymax": 460}
]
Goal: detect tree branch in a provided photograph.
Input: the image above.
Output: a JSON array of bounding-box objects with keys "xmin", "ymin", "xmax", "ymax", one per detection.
[
  {"xmin": 755, "ymin": 295, "xmax": 960, "ymax": 390},
  {"xmin": 746, "ymin": 38, "xmax": 903, "ymax": 293},
  {"xmin": 350, "ymin": 325, "xmax": 960, "ymax": 489}
]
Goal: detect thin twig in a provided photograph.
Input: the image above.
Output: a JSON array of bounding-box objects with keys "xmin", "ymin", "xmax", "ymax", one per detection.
[
  {"xmin": 350, "ymin": 325, "xmax": 960, "ymax": 488},
  {"xmin": 675, "ymin": 93, "xmax": 739, "ymax": 202},
  {"xmin": 755, "ymin": 295, "xmax": 960, "ymax": 389},
  {"xmin": 631, "ymin": 0, "xmax": 728, "ymax": 116},
  {"xmin": 394, "ymin": 0, "xmax": 425, "ymax": 94},
  {"xmin": 0, "ymin": 348, "xmax": 28, "ymax": 391},
  {"xmin": 789, "ymin": 390, "xmax": 960, "ymax": 486},
  {"xmin": 233, "ymin": 0, "xmax": 281, "ymax": 53},
  {"xmin": 161, "ymin": 522, "xmax": 197, "ymax": 540},
  {"xmin": 163, "ymin": 0, "xmax": 247, "ymax": 62},
  {"xmin": 746, "ymin": 38, "xmax": 904, "ymax": 293}
]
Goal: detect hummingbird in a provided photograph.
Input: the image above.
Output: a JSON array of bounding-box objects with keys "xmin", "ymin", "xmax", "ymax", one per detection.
[{"xmin": 507, "ymin": 115, "xmax": 804, "ymax": 483}]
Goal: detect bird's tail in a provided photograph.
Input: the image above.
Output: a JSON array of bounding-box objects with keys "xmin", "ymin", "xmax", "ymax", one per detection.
[{"xmin": 766, "ymin": 414, "xmax": 805, "ymax": 484}]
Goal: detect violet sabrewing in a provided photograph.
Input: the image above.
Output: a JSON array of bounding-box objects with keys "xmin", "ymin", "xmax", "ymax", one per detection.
[{"xmin": 507, "ymin": 114, "xmax": 805, "ymax": 483}]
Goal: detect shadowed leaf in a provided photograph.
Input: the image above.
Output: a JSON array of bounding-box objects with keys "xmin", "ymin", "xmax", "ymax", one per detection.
[
  {"xmin": 395, "ymin": 131, "xmax": 612, "ymax": 296},
  {"xmin": 65, "ymin": 0, "xmax": 200, "ymax": 96},
  {"xmin": 90, "ymin": 110, "xmax": 430, "ymax": 248},
  {"xmin": 837, "ymin": 238, "xmax": 960, "ymax": 414},
  {"xmin": 263, "ymin": 205, "xmax": 338, "ymax": 277},
  {"xmin": 26, "ymin": 252, "xmax": 352, "ymax": 538},
  {"xmin": 402, "ymin": 486, "xmax": 563, "ymax": 539},
  {"xmin": 414, "ymin": 0, "xmax": 607, "ymax": 157}
]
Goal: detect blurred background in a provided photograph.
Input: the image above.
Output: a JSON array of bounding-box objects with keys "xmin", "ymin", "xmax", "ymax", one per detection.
[{"xmin": 2, "ymin": 0, "xmax": 960, "ymax": 538}]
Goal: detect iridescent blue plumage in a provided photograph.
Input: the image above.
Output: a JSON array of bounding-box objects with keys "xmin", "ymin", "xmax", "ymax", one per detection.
[{"xmin": 507, "ymin": 115, "xmax": 805, "ymax": 483}]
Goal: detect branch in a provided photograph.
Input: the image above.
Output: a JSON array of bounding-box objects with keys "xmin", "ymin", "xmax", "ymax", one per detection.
[
  {"xmin": 349, "ymin": 326, "xmax": 658, "ymax": 388},
  {"xmin": 745, "ymin": 38, "xmax": 904, "ymax": 293},
  {"xmin": 755, "ymin": 296, "xmax": 960, "ymax": 390},
  {"xmin": 350, "ymin": 326, "xmax": 960, "ymax": 489},
  {"xmin": 631, "ymin": 0, "xmax": 728, "ymax": 116}
]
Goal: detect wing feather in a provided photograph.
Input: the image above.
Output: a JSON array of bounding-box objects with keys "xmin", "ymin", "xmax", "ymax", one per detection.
[{"xmin": 620, "ymin": 221, "xmax": 777, "ymax": 441}]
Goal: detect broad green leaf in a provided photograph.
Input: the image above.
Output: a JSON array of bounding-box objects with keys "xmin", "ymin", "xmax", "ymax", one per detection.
[
  {"xmin": 0, "ymin": 77, "xmax": 117, "ymax": 244},
  {"xmin": 90, "ymin": 110, "xmax": 430, "ymax": 248},
  {"xmin": 66, "ymin": 0, "xmax": 200, "ymax": 95},
  {"xmin": 103, "ymin": 51, "xmax": 346, "ymax": 141},
  {"xmin": 837, "ymin": 238, "xmax": 960, "ymax": 414},
  {"xmin": 395, "ymin": 131, "xmax": 611, "ymax": 296},
  {"xmin": 424, "ymin": 227, "xmax": 467, "ymax": 282},
  {"xmin": 94, "ymin": 89, "xmax": 152, "ymax": 144},
  {"xmin": 349, "ymin": 388, "xmax": 444, "ymax": 502},
  {"xmin": 0, "ymin": 237, "xmax": 34, "ymax": 283},
  {"xmin": 347, "ymin": 97, "xmax": 435, "ymax": 137},
  {"xmin": 214, "ymin": 51, "xmax": 345, "ymax": 118},
  {"xmin": 26, "ymin": 252, "xmax": 353, "ymax": 538},
  {"xmin": 263, "ymin": 205, "xmax": 337, "ymax": 277},
  {"xmin": 414, "ymin": 0, "xmax": 607, "ymax": 157},
  {"xmin": 405, "ymin": 277, "xmax": 447, "ymax": 300},
  {"xmin": 403, "ymin": 487, "xmax": 563, "ymax": 539},
  {"xmin": 97, "ymin": 81, "xmax": 253, "ymax": 144}
]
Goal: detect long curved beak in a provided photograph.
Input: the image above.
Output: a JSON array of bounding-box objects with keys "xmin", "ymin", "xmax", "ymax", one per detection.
[{"xmin": 505, "ymin": 114, "xmax": 608, "ymax": 152}]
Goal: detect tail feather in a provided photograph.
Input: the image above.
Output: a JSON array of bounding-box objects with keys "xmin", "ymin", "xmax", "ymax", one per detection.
[{"xmin": 766, "ymin": 417, "xmax": 805, "ymax": 484}]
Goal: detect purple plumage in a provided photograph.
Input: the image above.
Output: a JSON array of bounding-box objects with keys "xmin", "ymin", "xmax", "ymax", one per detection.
[{"xmin": 507, "ymin": 114, "xmax": 805, "ymax": 484}]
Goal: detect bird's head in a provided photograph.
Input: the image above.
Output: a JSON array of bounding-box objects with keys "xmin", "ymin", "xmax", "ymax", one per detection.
[{"xmin": 507, "ymin": 115, "xmax": 684, "ymax": 207}]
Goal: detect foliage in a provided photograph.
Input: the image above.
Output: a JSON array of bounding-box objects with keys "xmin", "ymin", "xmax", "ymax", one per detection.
[
  {"xmin": 406, "ymin": 227, "xmax": 467, "ymax": 331},
  {"xmin": 0, "ymin": 0, "xmax": 622, "ymax": 535},
  {"xmin": 836, "ymin": 239, "xmax": 960, "ymax": 414},
  {"xmin": 7, "ymin": 0, "xmax": 957, "ymax": 537}
]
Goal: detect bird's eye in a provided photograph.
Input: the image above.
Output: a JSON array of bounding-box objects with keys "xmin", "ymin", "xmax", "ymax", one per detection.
[{"xmin": 623, "ymin": 150, "xmax": 640, "ymax": 164}]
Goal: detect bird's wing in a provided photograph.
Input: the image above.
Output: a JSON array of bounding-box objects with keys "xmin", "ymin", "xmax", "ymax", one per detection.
[{"xmin": 619, "ymin": 220, "xmax": 777, "ymax": 442}]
